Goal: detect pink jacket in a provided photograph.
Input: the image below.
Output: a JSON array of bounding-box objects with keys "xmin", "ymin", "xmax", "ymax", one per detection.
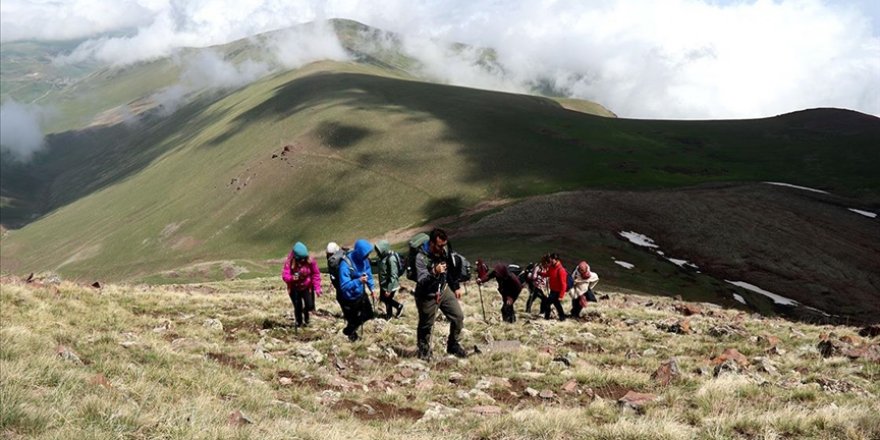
[{"xmin": 281, "ymin": 253, "xmax": 322, "ymax": 294}]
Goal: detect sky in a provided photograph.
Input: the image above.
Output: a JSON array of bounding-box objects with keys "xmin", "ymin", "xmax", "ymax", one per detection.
[{"xmin": 1, "ymin": 0, "xmax": 878, "ymax": 122}]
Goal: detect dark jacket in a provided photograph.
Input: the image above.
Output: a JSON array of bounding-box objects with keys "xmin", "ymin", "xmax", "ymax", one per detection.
[
  {"xmin": 414, "ymin": 241, "xmax": 461, "ymax": 297},
  {"xmin": 486, "ymin": 263, "xmax": 523, "ymax": 301}
]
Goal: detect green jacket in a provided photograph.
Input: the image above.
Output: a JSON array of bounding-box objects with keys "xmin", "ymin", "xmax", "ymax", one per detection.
[{"xmin": 375, "ymin": 240, "xmax": 401, "ymax": 293}]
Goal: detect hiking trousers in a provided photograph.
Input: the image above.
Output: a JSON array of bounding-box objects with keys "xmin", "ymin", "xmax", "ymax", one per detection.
[
  {"xmin": 289, "ymin": 288, "xmax": 314, "ymax": 326},
  {"xmin": 525, "ymin": 285, "xmax": 546, "ymax": 314},
  {"xmin": 380, "ymin": 288, "xmax": 402, "ymax": 318},
  {"xmin": 416, "ymin": 289, "xmax": 464, "ymax": 355},
  {"xmin": 543, "ymin": 290, "xmax": 566, "ymax": 321},
  {"xmin": 340, "ymin": 295, "xmax": 374, "ymax": 335},
  {"xmin": 501, "ymin": 302, "xmax": 516, "ymax": 323}
]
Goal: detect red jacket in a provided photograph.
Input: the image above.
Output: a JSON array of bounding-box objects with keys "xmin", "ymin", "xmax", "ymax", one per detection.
[{"xmin": 542, "ymin": 261, "xmax": 568, "ymax": 299}]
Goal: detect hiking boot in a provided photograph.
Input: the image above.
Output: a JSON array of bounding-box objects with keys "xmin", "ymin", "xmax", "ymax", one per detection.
[
  {"xmin": 446, "ymin": 345, "xmax": 468, "ymax": 358},
  {"xmin": 342, "ymin": 326, "xmax": 353, "ymax": 336},
  {"xmin": 395, "ymin": 303, "xmax": 404, "ymax": 318},
  {"xmin": 348, "ymin": 332, "xmax": 359, "ymax": 342},
  {"xmin": 417, "ymin": 349, "xmax": 433, "ymax": 362}
]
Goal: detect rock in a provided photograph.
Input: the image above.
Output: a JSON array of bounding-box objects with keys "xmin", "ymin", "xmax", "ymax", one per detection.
[
  {"xmin": 858, "ymin": 325, "xmax": 880, "ymax": 338},
  {"xmin": 561, "ymin": 380, "xmax": 578, "ymax": 393},
  {"xmin": 384, "ymin": 347, "xmax": 398, "ymax": 359},
  {"xmin": 334, "ymin": 357, "xmax": 347, "ymax": 371},
  {"xmin": 252, "ymin": 347, "xmax": 276, "ymax": 362},
  {"xmin": 278, "ymin": 377, "xmax": 293, "ymax": 386},
  {"xmin": 651, "ymin": 358, "xmax": 681, "ymax": 386},
  {"xmin": 456, "ymin": 390, "xmax": 471, "ymax": 400},
  {"xmin": 842, "ymin": 344, "xmax": 880, "ymax": 362},
  {"xmin": 625, "ymin": 349, "xmax": 641, "ymax": 359},
  {"xmin": 753, "ymin": 357, "xmax": 779, "ymax": 376},
  {"xmin": 708, "ymin": 325, "xmax": 746, "ymax": 338},
  {"xmin": 202, "ymin": 318, "xmax": 223, "ymax": 332},
  {"xmin": 713, "ymin": 359, "xmax": 741, "ymax": 377},
  {"xmin": 519, "ymin": 372, "xmax": 546, "ymax": 379},
  {"xmin": 55, "ymin": 345, "xmax": 83, "ymax": 364},
  {"xmin": 367, "ymin": 344, "xmax": 382, "ymax": 355},
  {"xmin": 475, "ymin": 378, "xmax": 493, "ymax": 390},
  {"xmin": 618, "ymin": 391, "xmax": 657, "ymax": 411},
  {"xmin": 471, "ymin": 405, "xmax": 503, "ymax": 416},
  {"xmin": 228, "ymin": 410, "xmax": 254, "ymax": 426},
  {"xmin": 152, "ymin": 320, "xmax": 173, "ymax": 333},
  {"xmin": 294, "ymin": 344, "xmax": 324, "ymax": 364},
  {"xmin": 765, "ymin": 345, "xmax": 785, "ymax": 356},
  {"xmin": 448, "ymin": 372, "xmax": 464, "ymax": 384},
  {"xmin": 552, "ymin": 356, "xmax": 572, "ymax": 367},
  {"xmin": 757, "ymin": 334, "xmax": 781, "ymax": 347},
  {"xmin": 790, "ymin": 328, "xmax": 806, "ymax": 338},
  {"xmin": 710, "ymin": 348, "xmax": 749, "ymax": 367},
  {"xmin": 659, "ymin": 319, "xmax": 691, "ymax": 335},
  {"xmin": 400, "ymin": 368, "xmax": 415, "ymax": 379},
  {"xmin": 416, "ymin": 378, "xmax": 435, "ymax": 391},
  {"xmin": 91, "ymin": 281, "xmax": 102, "ymax": 289},
  {"xmin": 642, "ymin": 348, "xmax": 657, "ymax": 357},
  {"xmin": 674, "ymin": 304, "xmax": 702, "ymax": 316},
  {"xmin": 120, "ymin": 341, "xmax": 139, "ymax": 349},
  {"xmin": 524, "ymin": 387, "xmax": 539, "ymax": 397},
  {"xmin": 486, "ymin": 340, "xmax": 522, "ymax": 353},
  {"xmin": 419, "ymin": 402, "xmax": 460, "ymax": 422},
  {"xmin": 539, "ymin": 390, "xmax": 556, "ymax": 399},
  {"xmin": 90, "ymin": 373, "xmax": 111, "ymax": 388},
  {"xmin": 521, "ymin": 361, "xmax": 533, "ymax": 371}
]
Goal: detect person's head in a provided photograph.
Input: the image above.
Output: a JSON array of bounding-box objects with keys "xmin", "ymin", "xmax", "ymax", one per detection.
[
  {"xmin": 548, "ymin": 253, "xmax": 561, "ymax": 266},
  {"xmin": 374, "ymin": 239, "xmax": 391, "ymax": 257},
  {"xmin": 352, "ymin": 239, "xmax": 373, "ymax": 261},
  {"xmin": 326, "ymin": 241, "xmax": 340, "ymax": 256},
  {"xmin": 578, "ymin": 261, "xmax": 590, "ymax": 276},
  {"xmin": 540, "ymin": 254, "xmax": 551, "ymax": 268},
  {"xmin": 293, "ymin": 242, "xmax": 309, "ymax": 263},
  {"xmin": 428, "ymin": 228, "xmax": 449, "ymax": 256},
  {"xmin": 494, "ymin": 263, "xmax": 509, "ymax": 279}
]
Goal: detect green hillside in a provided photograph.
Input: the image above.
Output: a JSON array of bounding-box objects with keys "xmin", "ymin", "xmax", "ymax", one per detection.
[{"xmin": 2, "ymin": 58, "xmax": 878, "ymax": 282}]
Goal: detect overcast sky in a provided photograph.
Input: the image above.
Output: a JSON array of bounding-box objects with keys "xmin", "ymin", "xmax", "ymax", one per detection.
[{"xmin": 1, "ymin": 0, "xmax": 878, "ymax": 119}]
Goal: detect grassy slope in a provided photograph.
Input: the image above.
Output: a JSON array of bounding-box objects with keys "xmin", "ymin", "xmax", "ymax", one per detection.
[
  {"xmin": 2, "ymin": 276, "xmax": 878, "ymax": 439},
  {"xmin": 1, "ymin": 59, "xmax": 879, "ymax": 284}
]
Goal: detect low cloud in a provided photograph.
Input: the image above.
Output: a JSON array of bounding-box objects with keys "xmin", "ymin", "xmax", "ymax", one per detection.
[
  {"xmin": 0, "ymin": 100, "xmax": 48, "ymax": 161},
  {"xmin": 6, "ymin": 0, "xmax": 880, "ymax": 119}
]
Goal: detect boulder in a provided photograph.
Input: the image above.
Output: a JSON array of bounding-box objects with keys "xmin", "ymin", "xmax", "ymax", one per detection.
[
  {"xmin": 651, "ymin": 358, "xmax": 681, "ymax": 386},
  {"xmin": 618, "ymin": 391, "xmax": 657, "ymax": 411},
  {"xmin": 674, "ymin": 304, "xmax": 702, "ymax": 316},
  {"xmin": 710, "ymin": 348, "xmax": 749, "ymax": 367},
  {"xmin": 228, "ymin": 410, "xmax": 254, "ymax": 427}
]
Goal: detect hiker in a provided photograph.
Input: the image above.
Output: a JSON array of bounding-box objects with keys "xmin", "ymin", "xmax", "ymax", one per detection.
[
  {"xmin": 412, "ymin": 228, "xmax": 467, "ymax": 360},
  {"xmin": 337, "ymin": 239, "xmax": 376, "ymax": 342},
  {"xmin": 540, "ymin": 253, "xmax": 567, "ymax": 321},
  {"xmin": 524, "ymin": 259, "xmax": 548, "ymax": 314},
  {"xmin": 477, "ymin": 263, "xmax": 523, "ymax": 323},
  {"xmin": 375, "ymin": 239, "xmax": 404, "ymax": 319},
  {"xmin": 326, "ymin": 242, "xmax": 346, "ymax": 312},
  {"xmin": 281, "ymin": 241, "xmax": 322, "ymax": 327},
  {"xmin": 569, "ymin": 261, "xmax": 600, "ymax": 319}
]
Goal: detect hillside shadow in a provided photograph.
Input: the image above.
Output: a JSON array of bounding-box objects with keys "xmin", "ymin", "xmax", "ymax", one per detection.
[{"xmin": 1, "ymin": 97, "xmax": 235, "ymax": 229}]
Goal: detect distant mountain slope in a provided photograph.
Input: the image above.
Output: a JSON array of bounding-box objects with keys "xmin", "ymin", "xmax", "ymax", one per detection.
[{"xmin": 1, "ymin": 58, "xmax": 878, "ymax": 286}]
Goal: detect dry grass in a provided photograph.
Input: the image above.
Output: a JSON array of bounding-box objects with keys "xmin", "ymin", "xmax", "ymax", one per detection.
[{"xmin": 1, "ymin": 275, "xmax": 878, "ymax": 439}]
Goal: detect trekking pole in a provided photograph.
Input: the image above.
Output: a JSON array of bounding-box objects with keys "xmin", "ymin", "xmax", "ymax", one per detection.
[{"xmin": 477, "ymin": 282, "xmax": 488, "ymax": 322}]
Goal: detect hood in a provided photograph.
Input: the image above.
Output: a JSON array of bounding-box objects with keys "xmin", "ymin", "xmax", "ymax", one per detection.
[
  {"xmin": 494, "ymin": 263, "xmax": 509, "ymax": 279},
  {"xmin": 352, "ymin": 239, "xmax": 373, "ymax": 261},
  {"xmin": 375, "ymin": 240, "xmax": 391, "ymax": 258}
]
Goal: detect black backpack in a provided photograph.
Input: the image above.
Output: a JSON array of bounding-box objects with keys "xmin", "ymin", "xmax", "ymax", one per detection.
[
  {"xmin": 451, "ymin": 251, "xmax": 472, "ymax": 282},
  {"xmin": 327, "ymin": 250, "xmax": 345, "ymax": 290}
]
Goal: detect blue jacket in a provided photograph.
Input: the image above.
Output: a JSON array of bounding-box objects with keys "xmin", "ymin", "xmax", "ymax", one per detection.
[{"xmin": 339, "ymin": 239, "xmax": 376, "ymax": 301}]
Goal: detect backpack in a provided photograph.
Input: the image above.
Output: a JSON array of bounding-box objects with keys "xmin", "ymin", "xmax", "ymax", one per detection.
[
  {"xmin": 386, "ymin": 250, "xmax": 405, "ymax": 278},
  {"xmin": 405, "ymin": 233, "xmax": 430, "ymax": 281},
  {"xmin": 508, "ymin": 263, "xmax": 523, "ymax": 278},
  {"xmin": 451, "ymin": 251, "xmax": 472, "ymax": 282},
  {"xmin": 566, "ymin": 266, "xmax": 575, "ymax": 292},
  {"xmin": 327, "ymin": 250, "xmax": 345, "ymax": 289}
]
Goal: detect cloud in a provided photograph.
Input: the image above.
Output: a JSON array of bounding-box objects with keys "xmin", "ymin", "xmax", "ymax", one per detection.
[
  {"xmin": 0, "ymin": 0, "xmax": 157, "ymax": 43},
  {"xmin": 5, "ymin": 0, "xmax": 879, "ymax": 119},
  {"xmin": 0, "ymin": 100, "xmax": 47, "ymax": 161}
]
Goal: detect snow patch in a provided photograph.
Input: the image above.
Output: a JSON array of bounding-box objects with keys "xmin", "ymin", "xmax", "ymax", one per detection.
[
  {"xmin": 666, "ymin": 258, "xmax": 699, "ymax": 270},
  {"xmin": 725, "ymin": 280, "xmax": 799, "ymax": 306},
  {"xmin": 732, "ymin": 293, "xmax": 747, "ymax": 305},
  {"xmin": 614, "ymin": 260, "xmax": 635, "ymax": 269},
  {"xmin": 763, "ymin": 181, "xmax": 829, "ymax": 194},
  {"xmin": 619, "ymin": 231, "xmax": 658, "ymax": 248},
  {"xmin": 848, "ymin": 208, "xmax": 877, "ymax": 218}
]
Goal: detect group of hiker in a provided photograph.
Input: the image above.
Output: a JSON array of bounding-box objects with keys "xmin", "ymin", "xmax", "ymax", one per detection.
[{"xmin": 281, "ymin": 228, "xmax": 600, "ymax": 361}]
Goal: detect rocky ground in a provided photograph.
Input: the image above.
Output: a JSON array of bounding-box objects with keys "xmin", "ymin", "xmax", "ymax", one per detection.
[{"xmin": 1, "ymin": 274, "xmax": 878, "ymax": 439}]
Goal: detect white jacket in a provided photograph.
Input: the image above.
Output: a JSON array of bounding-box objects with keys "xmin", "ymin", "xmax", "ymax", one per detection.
[{"xmin": 569, "ymin": 270, "xmax": 599, "ymax": 299}]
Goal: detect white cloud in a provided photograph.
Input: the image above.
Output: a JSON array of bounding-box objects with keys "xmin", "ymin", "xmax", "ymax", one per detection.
[
  {"xmin": 4, "ymin": 0, "xmax": 879, "ymax": 119},
  {"xmin": 0, "ymin": 100, "xmax": 47, "ymax": 161}
]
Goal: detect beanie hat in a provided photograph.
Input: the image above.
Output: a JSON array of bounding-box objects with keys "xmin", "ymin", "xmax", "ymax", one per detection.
[
  {"xmin": 293, "ymin": 242, "xmax": 308, "ymax": 259},
  {"xmin": 326, "ymin": 242, "xmax": 340, "ymax": 254}
]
